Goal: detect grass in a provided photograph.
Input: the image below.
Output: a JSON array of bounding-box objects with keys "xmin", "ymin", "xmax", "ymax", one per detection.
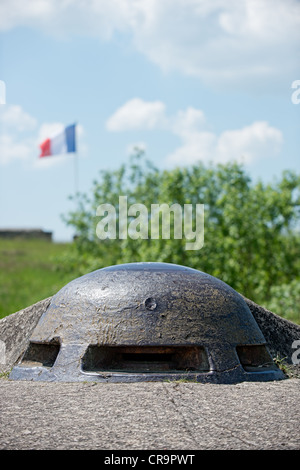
[
  {"xmin": 0, "ymin": 238, "xmax": 299, "ymax": 326},
  {"xmin": 0, "ymin": 370, "xmax": 10, "ymax": 379},
  {"xmin": 0, "ymin": 238, "xmax": 77, "ymax": 319}
]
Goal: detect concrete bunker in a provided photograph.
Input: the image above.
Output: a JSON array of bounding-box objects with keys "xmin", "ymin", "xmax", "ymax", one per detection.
[{"xmin": 9, "ymin": 262, "xmax": 285, "ymax": 383}]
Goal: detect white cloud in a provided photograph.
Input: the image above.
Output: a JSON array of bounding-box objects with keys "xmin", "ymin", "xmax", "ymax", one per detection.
[
  {"xmin": 0, "ymin": 0, "xmax": 132, "ymax": 39},
  {"xmin": 0, "ymin": 0, "xmax": 299, "ymax": 90},
  {"xmin": 0, "ymin": 133, "xmax": 34, "ymax": 165},
  {"xmin": 215, "ymin": 121, "xmax": 283, "ymax": 164},
  {"xmin": 106, "ymin": 98, "xmax": 167, "ymax": 131},
  {"xmin": 106, "ymin": 100, "xmax": 205, "ymax": 135},
  {"xmin": 167, "ymin": 120, "xmax": 283, "ymax": 166},
  {"xmin": 166, "ymin": 131, "xmax": 217, "ymax": 166},
  {"xmin": 107, "ymin": 98, "xmax": 283, "ymax": 166},
  {"xmin": 0, "ymin": 80, "xmax": 6, "ymax": 104},
  {"xmin": 130, "ymin": 0, "xmax": 300, "ymax": 89},
  {"xmin": 0, "ymin": 104, "xmax": 37, "ymax": 131},
  {"xmin": 170, "ymin": 107, "xmax": 206, "ymax": 137},
  {"xmin": 0, "ymin": 105, "xmax": 38, "ymax": 164}
]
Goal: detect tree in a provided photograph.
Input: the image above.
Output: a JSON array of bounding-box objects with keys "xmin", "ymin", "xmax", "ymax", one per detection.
[{"xmin": 62, "ymin": 151, "xmax": 300, "ymax": 321}]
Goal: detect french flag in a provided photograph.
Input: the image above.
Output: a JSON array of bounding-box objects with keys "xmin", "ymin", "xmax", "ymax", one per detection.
[{"xmin": 39, "ymin": 123, "xmax": 76, "ymax": 158}]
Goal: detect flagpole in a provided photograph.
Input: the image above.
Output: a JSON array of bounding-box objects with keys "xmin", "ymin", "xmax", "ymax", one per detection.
[
  {"xmin": 73, "ymin": 122, "xmax": 79, "ymax": 199},
  {"xmin": 74, "ymin": 149, "xmax": 79, "ymax": 197}
]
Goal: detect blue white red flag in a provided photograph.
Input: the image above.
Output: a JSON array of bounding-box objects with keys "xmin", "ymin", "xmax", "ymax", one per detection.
[{"xmin": 39, "ymin": 123, "xmax": 76, "ymax": 157}]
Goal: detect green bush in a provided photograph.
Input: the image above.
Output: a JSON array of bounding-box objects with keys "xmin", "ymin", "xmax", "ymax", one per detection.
[
  {"xmin": 62, "ymin": 151, "xmax": 300, "ymax": 323},
  {"xmin": 263, "ymin": 279, "xmax": 300, "ymax": 323}
]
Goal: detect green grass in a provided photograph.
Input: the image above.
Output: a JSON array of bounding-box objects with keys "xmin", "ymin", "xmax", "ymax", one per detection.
[
  {"xmin": 0, "ymin": 238, "xmax": 77, "ymax": 319},
  {"xmin": 0, "ymin": 238, "xmax": 299, "ymax": 326}
]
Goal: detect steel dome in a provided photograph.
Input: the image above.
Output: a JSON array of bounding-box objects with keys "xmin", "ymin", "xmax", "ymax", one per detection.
[{"xmin": 10, "ymin": 262, "xmax": 285, "ymax": 383}]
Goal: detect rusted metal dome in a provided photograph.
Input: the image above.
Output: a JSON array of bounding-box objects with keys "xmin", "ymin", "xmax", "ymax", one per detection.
[{"xmin": 10, "ymin": 262, "xmax": 285, "ymax": 383}]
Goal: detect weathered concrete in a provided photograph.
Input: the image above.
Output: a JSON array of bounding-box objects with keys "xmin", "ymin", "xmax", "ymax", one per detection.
[
  {"xmin": 0, "ymin": 265, "xmax": 299, "ymax": 451},
  {"xmin": 0, "ymin": 378, "xmax": 299, "ymax": 450},
  {"xmin": 244, "ymin": 296, "xmax": 300, "ymax": 363},
  {"xmin": 0, "ymin": 297, "xmax": 51, "ymax": 371}
]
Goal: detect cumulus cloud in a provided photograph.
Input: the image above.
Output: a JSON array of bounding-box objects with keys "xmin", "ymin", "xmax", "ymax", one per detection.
[
  {"xmin": 131, "ymin": 0, "xmax": 300, "ymax": 89},
  {"xmin": 106, "ymin": 98, "xmax": 167, "ymax": 131},
  {"xmin": 0, "ymin": 133, "xmax": 34, "ymax": 165},
  {"xmin": 215, "ymin": 121, "xmax": 283, "ymax": 164},
  {"xmin": 0, "ymin": 104, "xmax": 37, "ymax": 132},
  {"xmin": 0, "ymin": 0, "xmax": 299, "ymax": 90},
  {"xmin": 0, "ymin": 0, "xmax": 132, "ymax": 39},
  {"xmin": 170, "ymin": 107, "xmax": 206, "ymax": 137},
  {"xmin": 167, "ymin": 120, "xmax": 283, "ymax": 166},
  {"xmin": 0, "ymin": 80, "xmax": 6, "ymax": 105},
  {"xmin": 0, "ymin": 105, "xmax": 37, "ymax": 164},
  {"xmin": 106, "ymin": 98, "xmax": 283, "ymax": 165}
]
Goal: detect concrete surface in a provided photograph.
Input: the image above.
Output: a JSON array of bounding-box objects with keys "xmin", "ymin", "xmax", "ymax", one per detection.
[
  {"xmin": 0, "ymin": 297, "xmax": 51, "ymax": 371},
  {"xmin": 0, "ymin": 377, "xmax": 299, "ymax": 450},
  {"xmin": 1, "ymin": 286, "xmax": 299, "ymax": 451}
]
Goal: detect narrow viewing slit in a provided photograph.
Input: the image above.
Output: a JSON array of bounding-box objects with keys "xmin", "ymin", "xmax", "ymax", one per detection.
[
  {"xmin": 82, "ymin": 345, "xmax": 210, "ymax": 373},
  {"xmin": 20, "ymin": 341, "xmax": 60, "ymax": 368},
  {"xmin": 236, "ymin": 345, "xmax": 277, "ymax": 372}
]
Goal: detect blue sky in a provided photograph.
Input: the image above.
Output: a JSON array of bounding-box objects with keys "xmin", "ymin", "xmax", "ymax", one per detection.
[{"xmin": 0, "ymin": 0, "xmax": 299, "ymax": 241}]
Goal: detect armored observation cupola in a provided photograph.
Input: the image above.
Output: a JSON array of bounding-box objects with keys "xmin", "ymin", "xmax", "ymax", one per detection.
[{"xmin": 10, "ymin": 262, "xmax": 285, "ymax": 383}]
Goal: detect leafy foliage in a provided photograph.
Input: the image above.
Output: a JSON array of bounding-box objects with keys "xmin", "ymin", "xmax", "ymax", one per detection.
[
  {"xmin": 62, "ymin": 151, "xmax": 300, "ymax": 323},
  {"xmin": 266, "ymin": 280, "xmax": 300, "ymax": 323}
]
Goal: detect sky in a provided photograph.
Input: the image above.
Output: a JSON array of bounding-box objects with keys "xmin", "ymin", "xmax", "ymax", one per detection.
[{"xmin": 0, "ymin": 0, "xmax": 299, "ymax": 242}]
